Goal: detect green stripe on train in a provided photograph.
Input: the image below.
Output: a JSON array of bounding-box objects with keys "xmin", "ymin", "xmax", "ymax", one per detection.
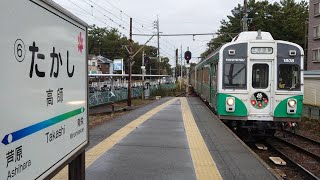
[
  {"xmin": 274, "ymin": 95, "xmax": 303, "ymax": 118},
  {"xmin": 217, "ymin": 93, "xmax": 248, "ymax": 116}
]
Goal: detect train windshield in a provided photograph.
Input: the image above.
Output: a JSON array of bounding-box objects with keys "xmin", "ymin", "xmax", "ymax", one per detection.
[
  {"xmin": 223, "ymin": 63, "xmax": 246, "ymax": 89},
  {"xmin": 278, "ymin": 64, "xmax": 300, "ymax": 91}
]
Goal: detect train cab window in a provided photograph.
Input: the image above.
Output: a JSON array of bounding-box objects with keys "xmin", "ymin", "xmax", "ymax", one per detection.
[
  {"xmin": 252, "ymin": 64, "xmax": 269, "ymax": 89},
  {"xmin": 278, "ymin": 64, "xmax": 300, "ymax": 90},
  {"xmin": 223, "ymin": 63, "xmax": 246, "ymax": 89}
]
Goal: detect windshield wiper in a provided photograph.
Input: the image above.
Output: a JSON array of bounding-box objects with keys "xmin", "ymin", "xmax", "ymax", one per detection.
[{"xmin": 289, "ymin": 83, "xmax": 300, "ymax": 90}]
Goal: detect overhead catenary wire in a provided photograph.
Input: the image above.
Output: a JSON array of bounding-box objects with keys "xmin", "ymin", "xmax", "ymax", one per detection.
[
  {"xmin": 133, "ymin": 33, "xmax": 218, "ymax": 37},
  {"xmin": 79, "ymin": 0, "xmax": 129, "ymax": 31},
  {"xmin": 77, "ymin": 0, "xmax": 201, "ymax": 59},
  {"xmin": 92, "ymin": 0, "xmax": 155, "ymax": 31},
  {"xmin": 66, "ymin": 0, "xmax": 112, "ymax": 28},
  {"xmin": 72, "ymin": 0, "xmax": 152, "ymax": 34},
  {"xmin": 62, "ymin": 0, "xmax": 210, "ymax": 63}
]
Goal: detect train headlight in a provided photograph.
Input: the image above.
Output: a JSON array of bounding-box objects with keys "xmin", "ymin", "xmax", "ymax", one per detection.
[
  {"xmin": 288, "ymin": 99, "xmax": 297, "ymax": 108},
  {"xmin": 226, "ymin": 97, "xmax": 235, "ymax": 106},
  {"xmin": 226, "ymin": 97, "xmax": 235, "ymax": 112}
]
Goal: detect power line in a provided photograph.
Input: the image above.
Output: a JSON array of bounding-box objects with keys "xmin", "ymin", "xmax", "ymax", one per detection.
[
  {"xmin": 161, "ymin": 38, "xmax": 176, "ymax": 48},
  {"xmin": 77, "ymin": 0, "xmax": 152, "ymax": 34},
  {"xmin": 94, "ymin": 0, "xmax": 155, "ymax": 30},
  {"xmin": 78, "ymin": 0, "xmax": 179, "ymax": 58},
  {"xmin": 133, "ymin": 33, "xmax": 218, "ymax": 37},
  {"xmin": 79, "ymin": 0, "xmax": 128, "ymax": 31},
  {"xmin": 66, "ymin": 0, "xmax": 111, "ymax": 28}
]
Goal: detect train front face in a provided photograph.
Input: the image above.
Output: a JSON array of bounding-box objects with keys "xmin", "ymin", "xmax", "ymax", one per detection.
[{"xmin": 217, "ymin": 40, "xmax": 304, "ymax": 126}]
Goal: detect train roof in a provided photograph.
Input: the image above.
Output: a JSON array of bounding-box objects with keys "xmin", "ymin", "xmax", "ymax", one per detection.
[
  {"xmin": 193, "ymin": 31, "xmax": 276, "ymax": 70},
  {"xmin": 232, "ymin": 31, "xmax": 274, "ymax": 41}
]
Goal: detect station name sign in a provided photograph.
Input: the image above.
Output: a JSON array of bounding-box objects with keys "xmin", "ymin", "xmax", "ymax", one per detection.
[{"xmin": 0, "ymin": 0, "xmax": 88, "ymax": 179}]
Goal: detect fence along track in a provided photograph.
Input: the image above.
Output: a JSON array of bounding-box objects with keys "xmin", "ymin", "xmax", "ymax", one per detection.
[{"xmin": 89, "ymin": 83, "xmax": 176, "ymax": 107}]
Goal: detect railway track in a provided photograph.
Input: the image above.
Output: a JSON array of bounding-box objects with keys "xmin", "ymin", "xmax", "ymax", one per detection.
[
  {"xmin": 282, "ymin": 130, "xmax": 320, "ymax": 144},
  {"xmin": 266, "ymin": 133, "xmax": 320, "ymax": 180},
  {"xmin": 175, "ymin": 92, "xmax": 186, "ymax": 97}
]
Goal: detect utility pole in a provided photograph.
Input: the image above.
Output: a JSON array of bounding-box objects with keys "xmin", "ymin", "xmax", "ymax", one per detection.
[
  {"xmin": 242, "ymin": 0, "xmax": 248, "ymax": 32},
  {"xmin": 183, "ymin": 48, "xmax": 185, "ymax": 77},
  {"xmin": 186, "ymin": 47, "xmax": 189, "ymax": 97},
  {"xmin": 175, "ymin": 49, "xmax": 178, "ymax": 81},
  {"xmin": 304, "ymin": 20, "xmax": 308, "ymax": 71},
  {"xmin": 180, "ymin": 45, "xmax": 182, "ymax": 91},
  {"xmin": 142, "ymin": 50, "xmax": 145, "ymax": 100},
  {"xmin": 157, "ymin": 16, "xmax": 160, "ymax": 75},
  {"xmin": 128, "ymin": 18, "xmax": 133, "ymax": 106}
]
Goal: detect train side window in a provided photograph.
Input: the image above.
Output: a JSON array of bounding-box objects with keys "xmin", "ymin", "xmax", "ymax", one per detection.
[
  {"xmin": 252, "ymin": 64, "xmax": 269, "ymax": 89},
  {"xmin": 223, "ymin": 63, "xmax": 246, "ymax": 89},
  {"xmin": 278, "ymin": 64, "xmax": 300, "ymax": 90}
]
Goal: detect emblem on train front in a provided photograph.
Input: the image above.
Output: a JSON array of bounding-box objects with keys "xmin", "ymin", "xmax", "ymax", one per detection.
[{"xmin": 250, "ymin": 92, "xmax": 268, "ymax": 109}]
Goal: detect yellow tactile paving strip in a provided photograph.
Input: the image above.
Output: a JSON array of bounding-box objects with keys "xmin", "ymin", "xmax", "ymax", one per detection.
[
  {"xmin": 53, "ymin": 98, "xmax": 177, "ymax": 179},
  {"xmin": 180, "ymin": 97, "xmax": 222, "ymax": 180}
]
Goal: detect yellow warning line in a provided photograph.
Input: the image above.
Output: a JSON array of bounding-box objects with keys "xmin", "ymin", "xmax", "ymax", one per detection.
[
  {"xmin": 180, "ymin": 97, "xmax": 222, "ymax": 180},
  {"xmin": 53, "ymin": 98, "xmax": 177, "ymax": 179}
]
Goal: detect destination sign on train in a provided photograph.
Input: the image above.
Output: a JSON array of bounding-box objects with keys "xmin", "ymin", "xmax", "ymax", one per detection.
[{"xmin": 251, "ymin": 47, "xmax": 273, "ymax": 54}]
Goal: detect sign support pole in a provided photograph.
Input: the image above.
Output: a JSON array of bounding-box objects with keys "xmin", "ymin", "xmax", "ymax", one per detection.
[{"xmin": 68, "ymin": 152, "xmax": 85, "ymax": 180}]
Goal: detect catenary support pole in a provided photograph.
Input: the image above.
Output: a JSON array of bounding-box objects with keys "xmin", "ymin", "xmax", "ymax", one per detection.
[
  {"xmin": 186, "ymin": 47, "xmax": 189, "ymax": 97},
  {"xmin": 142, "ymin": 50, "xmax": 145, "ymax": 100},
  {"xmin": 128, "ymin": 18, "xmax": 133, "ymax": 106},
  {"xmin": 176, "ymin": 49, "xmax": 178, "ymax": 81},
  {"xmin": 157, "ymin": 16, "xmax": 160, "ymax": 75},
  {"xmin": 242, "ymin": 0, "xmax": 248, "ymax": 32},
  {"xmin": 180, "ymin": 45, "xmax": 182, "ymax": 91}
]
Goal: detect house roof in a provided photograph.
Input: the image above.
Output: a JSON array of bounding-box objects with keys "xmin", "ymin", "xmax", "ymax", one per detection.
[
  {"xmin": 88, "ymin": 54, "xmax": 96, "ymax": 60},
  {"xmin": 97, "ymin": 55, "xmax": 113, "ymax": 64}
]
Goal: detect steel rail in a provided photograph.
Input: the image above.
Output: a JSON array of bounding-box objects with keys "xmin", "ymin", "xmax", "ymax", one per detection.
[
  {"xmin": 267, "ymin": 139, "xmax": 320, "ymax": 180},
  {"xmin": 283, "ymin": 130, "xmax": 320, "ymax": 146},
  {"xmin": 273, "ymin": 136, "xmax": 320, "ymax": 162}
]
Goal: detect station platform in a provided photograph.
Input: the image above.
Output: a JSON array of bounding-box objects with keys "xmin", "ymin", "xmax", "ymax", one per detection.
[{"xmin": 53, "ymin": 97, "xmax": 279, "ymax": 180}]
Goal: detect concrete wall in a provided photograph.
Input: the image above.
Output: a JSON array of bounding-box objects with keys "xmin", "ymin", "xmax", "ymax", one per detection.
[
  {"xmin": 303, "ymin": 104, "xmax": 320, "ymax": 120},
  {"xmin": 304, "ymin": 77, "xmax": 320, "ymax": 106}
]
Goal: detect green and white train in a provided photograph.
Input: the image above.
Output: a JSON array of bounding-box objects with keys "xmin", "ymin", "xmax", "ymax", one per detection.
[{"xmin": 190, "ymin": 31, "xmax": 304, "ymax": 134}]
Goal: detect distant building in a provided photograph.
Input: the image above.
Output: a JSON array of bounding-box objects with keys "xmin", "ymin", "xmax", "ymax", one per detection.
[
  {"xmin": 97, "ymin": 55, "xmax": 113, "ymax": 74},
  {"xmin": 88, "ymin": 55, "xmax": 101, "ymax": 74},
  {"xmin": 88, "ymin": 55, "xmax": 113, "ymax": 74},
  {"xmin": 308, "ymin": 0, "xmax": 320, "ymax": 70}
]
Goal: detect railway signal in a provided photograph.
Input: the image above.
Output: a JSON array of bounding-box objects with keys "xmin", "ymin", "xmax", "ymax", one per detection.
[
  {"xmin": 144, "ymin": 54, "xmax": 150, "ymax": 64},
  {"xmin": 184, "ymin": 50, "xmax": 191, "ymax": 63}
]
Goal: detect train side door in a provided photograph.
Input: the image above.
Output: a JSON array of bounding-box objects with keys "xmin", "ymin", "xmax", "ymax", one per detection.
[
  {"xmin": 211, "ymin": 63, "xmax": 217, "ymax": 108},
  {"xmin": 249, "ymin": 60, "xmax": 272, "ymax": 117}
]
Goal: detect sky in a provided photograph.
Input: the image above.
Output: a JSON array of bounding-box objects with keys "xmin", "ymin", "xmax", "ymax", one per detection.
[{"xmin": 52, "ymin": 0, "xmax": 304, "ymax": 66}]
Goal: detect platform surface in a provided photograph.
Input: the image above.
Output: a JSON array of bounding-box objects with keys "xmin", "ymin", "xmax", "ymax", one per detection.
[
  {"xmin": 87, "ymin": 98, "xmax": 196, "ymax": 180},
  {"xmin": 53, "ymin": 97, "xmax": 278, "ymax": 180}
]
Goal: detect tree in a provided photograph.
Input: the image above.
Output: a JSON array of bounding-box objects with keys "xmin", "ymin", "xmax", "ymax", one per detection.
[
  {"xmin": 202, "ymin": 0, "xmax": 308, "ymax": 58},
  {"xmin": 160, "ymin": 57, "xmax": 172, "ymax": 75},
  {"xmin": 88, "ymin": 24, "xmax": 129, "ymax": 60},
  {"xmin": 88, "ymin": 25, "xmax": 173, "ymax": 75}
]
